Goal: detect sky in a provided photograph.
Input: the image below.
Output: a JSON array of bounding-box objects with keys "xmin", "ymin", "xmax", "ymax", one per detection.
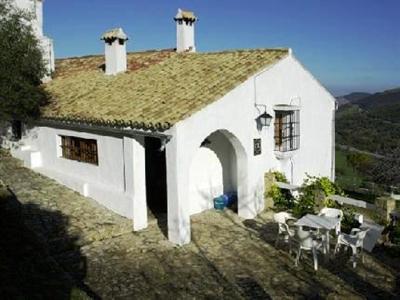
[{"xmin": 42, "ymin": 0, "xmax": 400, "ymax": 96}]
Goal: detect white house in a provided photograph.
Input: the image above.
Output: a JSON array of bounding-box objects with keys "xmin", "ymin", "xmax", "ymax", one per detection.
[
  {"xmin": 4, "ymin": 5, "xmax": 336, "ymax": 245},
  {"xmin": 14, "ymin": 0, "xmax": 55, "ymax": 77}
]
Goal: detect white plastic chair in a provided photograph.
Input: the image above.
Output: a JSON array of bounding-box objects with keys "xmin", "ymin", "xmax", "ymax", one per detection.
[
  {"xmin": 334, "ymin": 228, "xmax": 369, "ymax": 268},
  {"xmin": 318, "ymin": 207, "xmax": 343, "ymax": 234},
  {"xmin": 294, "ymin": 226, "xmax": 324, "ymax": 271},
  {"xmin": 273, "ymin": 212, "xmax": 296, "ymax": 249}
]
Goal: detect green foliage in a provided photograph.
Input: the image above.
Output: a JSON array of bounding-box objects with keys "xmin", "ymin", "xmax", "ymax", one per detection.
[
  {"xmin": 292, "ymin": 191, "xmax": 316, "ymax": 218},
  {"xmin": 271, "ymin": 171, "xmax": 288, "ymax": 183},
  {"xmin": 268, "ymin": 184, "xmax": 295, "ymax": 211},
  {"xmin": 340, "ymin": 207, "xmax": 360, "ymax": 234},
  {"xmin": 268, "ymin": 171, "xmax": 294, "ymax": 211},
  {"xmin": 292, "ymin": 175, "xmax": 342, "ymax": 218},
  {"xmin": 0, "ymin": 0, "xmax": 48, "ymax": 122},
  {"xmin": 371, "ymin": 212, "xmax": 387, "ymax": 226},
  {"xmin": 336, "ymin": 103, "xmax": 400, "ymax": 156},
  {"xmin": 335, "ymin": 148, "xmax": 364, "ymax": 190},
  {"xmin": 347, "ymin": 152, "xmax": 373, "ymax": 173},
  {"xmin": 371, "ymin": 148, "xmax": 400, "ymax": 189}
]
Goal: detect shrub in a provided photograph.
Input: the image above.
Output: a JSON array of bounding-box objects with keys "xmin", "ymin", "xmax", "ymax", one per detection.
[
  {"xmin": 292, "ymin": 191, "xmax": 316, "ymax": 218},
  {"xmin": 268, "ymin": 184, "xmax": 295, "ymax": 211},
  {"xmin": 267, "ymin": 171, "xmax": 295, "ymax": 211},
  {"xmin": 340, "ymin": 207, "xmax": 361, "ymax": 234},
  {"xmin": 271, "ymin": 171, "xmax": 288, "ymax": 183},
  {"xmin": 292, "ymin": 175, "xmax": 343, "ymax": 218}
]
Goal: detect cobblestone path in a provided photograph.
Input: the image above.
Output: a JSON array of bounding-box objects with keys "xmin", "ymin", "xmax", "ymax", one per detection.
[{"xmin": 0, "ymin": 151, "xmax": 399, "ymax": 299}]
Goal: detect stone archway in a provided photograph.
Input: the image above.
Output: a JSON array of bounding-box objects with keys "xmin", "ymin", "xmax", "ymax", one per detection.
[{"xmin": 188, "ymin": 129, "xmax": 247, "ymax": 216}]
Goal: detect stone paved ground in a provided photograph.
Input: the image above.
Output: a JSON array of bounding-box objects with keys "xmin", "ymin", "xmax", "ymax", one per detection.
[{"xmin": 0, "ymin": 150, "xmax": 399, "ymax": 299}]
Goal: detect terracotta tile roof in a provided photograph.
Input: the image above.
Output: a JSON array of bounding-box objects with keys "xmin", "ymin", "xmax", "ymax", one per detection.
[
  {"xmin": 101, "ymin": 28, "xmax": 128, "ymax": 41},
  {"xmin": 42, "ymin": 48, "xmax": 288, "ymax": 131},
  {"xmin": 174, "ymin": 9, "xmax": 197, "ymax": 21}
]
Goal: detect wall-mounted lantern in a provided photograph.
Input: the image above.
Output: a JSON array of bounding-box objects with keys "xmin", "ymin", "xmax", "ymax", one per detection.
[
  {"xmin": 255, "ymin": 104, "xmax": 273, "ymax": 129},
  {"xmin": 257, "ymin": 112, "xmax": 273, "ymax": 127}
]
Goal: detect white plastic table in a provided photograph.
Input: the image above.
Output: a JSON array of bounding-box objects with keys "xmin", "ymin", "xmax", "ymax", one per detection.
[{"xmin": 294, "ymin": 214, "xmax": 341, "ymax": 253}]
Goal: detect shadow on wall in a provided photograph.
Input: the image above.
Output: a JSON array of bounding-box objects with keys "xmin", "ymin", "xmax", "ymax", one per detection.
[{"xmin": 0, "ymin": 186, "xmax": 96, "ymax": 299}]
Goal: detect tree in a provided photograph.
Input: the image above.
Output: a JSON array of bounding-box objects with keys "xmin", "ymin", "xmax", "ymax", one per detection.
[
  {"xmin": 347, "ymin": 152, "xmax": 373, "ymax": 173},
  {"xmin": 372, "ymin": 147, "xmax": 400, "ymax": 189},
  {"xmin": 0, "ymin": 0, "xmax": 48, "ymax": 122}
]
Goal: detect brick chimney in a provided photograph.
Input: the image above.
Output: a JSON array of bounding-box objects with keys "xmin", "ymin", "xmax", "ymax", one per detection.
[
  {"xmin": 174, "ymin": 9, "xmax": 197, "ymax": 53},
  {"xmin": 101, "ymin": 28, "xmax": 128, "ymax": 75}
]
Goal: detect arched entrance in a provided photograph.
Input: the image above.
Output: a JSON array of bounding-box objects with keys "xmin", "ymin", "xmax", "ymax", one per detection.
[{"xmin": 188, "ymin": 130, "xmax": 247, "ymax": 216}]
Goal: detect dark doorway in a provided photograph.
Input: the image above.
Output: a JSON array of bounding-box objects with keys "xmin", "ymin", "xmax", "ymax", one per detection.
[
  {"xmin": 11, "ymin": 120, "xmax": 22, "ymax": 141},
  {"xmin": 145, "ymin": 137, "xmax": 167, "ymax": 216}
]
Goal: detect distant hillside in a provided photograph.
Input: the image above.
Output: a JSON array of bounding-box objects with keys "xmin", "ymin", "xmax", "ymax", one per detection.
[
  {"xmin": 354, "ymin": 88, "xmax": 400, "ymax": 123},
  {"xmin": 336, "ymin": 92, "xmax": 371, "ymax": 107},
  {"xmin": 342, "ymin": 92, "xmax": 372, "ymax": 102},
  {"xmin": 354, "ymin": 88, "xmax": 400, "ymax": 108},
  {"xmin": 336, "ymin": 87, "xmax": 400, "ymax": 155}
]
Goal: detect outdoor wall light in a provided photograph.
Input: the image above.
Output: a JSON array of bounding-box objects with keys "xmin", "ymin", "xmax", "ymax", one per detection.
[
  {"xmin": 257, "ymin": 112, "xmax": 273, "ymax": 127},
  {"xmin": 255, "ymin": 103, "xmax": 273, "ymax": 128}
]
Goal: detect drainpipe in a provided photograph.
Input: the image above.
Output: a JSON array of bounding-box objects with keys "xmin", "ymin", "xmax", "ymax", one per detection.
[{"xmin": 290, "ymin": 157, "xmax": 294, "ymax": 184}]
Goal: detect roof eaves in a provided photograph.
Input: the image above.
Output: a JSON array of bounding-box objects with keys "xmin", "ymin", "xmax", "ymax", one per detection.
[{"xmin": 39, "ymin": 116, "xmax": 172, "ymax": 133}]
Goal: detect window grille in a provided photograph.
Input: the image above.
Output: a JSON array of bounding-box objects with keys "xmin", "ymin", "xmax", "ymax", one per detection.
[
  {"xmin": 274, "ymin": 110, "xmax": 300, "ymax": 152},
  {"xmin": 60, "ymin": 136, "xmax": 98, "ymax": 165}
]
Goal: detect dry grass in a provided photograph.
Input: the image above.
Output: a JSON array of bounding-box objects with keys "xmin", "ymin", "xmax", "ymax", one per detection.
[{"xmin": 43, "ymin": 49, "xmax": 288, "ymax": 130}]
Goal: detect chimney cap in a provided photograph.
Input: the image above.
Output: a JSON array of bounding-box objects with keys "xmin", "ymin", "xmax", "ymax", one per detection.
[
  {"xmin": 101, "ymin": 28, "xmax": 128, "ymax": 42},
  {"xmin": 174, "ymin": 8, "xmax": 197, "ymax": 22}
]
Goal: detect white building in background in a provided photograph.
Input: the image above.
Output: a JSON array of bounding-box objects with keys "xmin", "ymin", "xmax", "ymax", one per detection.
[
  {"xmin": 14, "ymin": 0, "xmax": 55, "ymax": 78},
  {"xmin": 4, "ymin": 7, "xmax": 336, "ymax": 245}
]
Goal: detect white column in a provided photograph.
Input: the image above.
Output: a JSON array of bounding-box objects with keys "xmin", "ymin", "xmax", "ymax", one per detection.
[
  {"xmin": 123, "ymin": 136, "xmax": 148, "ymax": 231},
  {"xmin": 237, "ymin": 162, "xmax": 259, "ymax": 219},
  {"xmin": 105, "ymin": 39, "xmax": 127, "ymax": 75},
  {"xmin": 166, "ymin": 127, "xmax": 191, "ymax": 245}
]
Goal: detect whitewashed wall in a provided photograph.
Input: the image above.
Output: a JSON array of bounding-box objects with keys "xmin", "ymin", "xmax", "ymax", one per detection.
[
  {"xmin": 255, "ymin": 54, "xmax": 336, "ymax": 185},
  {"xmin": 176, "ymin": 20, "xmax": 195, "ymax": 52},
  {"xmin": 13, "ymin": 0, "xmax": 55, "ymax": 75},
  {"xmin": 10, "ymin": 126, "xmax": 147, "ymax": 221},
  {"xmin": 104, "ymin": 39, "xmax": 127, "ymax": 75},
  {"xmin": 166, "ymin": 52, "xmax": 336, "ymax": 244}
]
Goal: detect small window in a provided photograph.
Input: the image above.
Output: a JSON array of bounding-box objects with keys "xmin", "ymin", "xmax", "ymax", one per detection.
[
  {"xmin": 60, "ymin": 136, "xmax": 98, "ymax": 165},
  {"xmin": 274, "ymin": 110, "xmax": 300, "ymax": 152}
]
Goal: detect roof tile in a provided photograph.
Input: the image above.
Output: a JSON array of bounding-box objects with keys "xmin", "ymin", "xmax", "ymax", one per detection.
[{"xmin": 42, "ymin": 48, "xmax": 288, "ymax": 131}]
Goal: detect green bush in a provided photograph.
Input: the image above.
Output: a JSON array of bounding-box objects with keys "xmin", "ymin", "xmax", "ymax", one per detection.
[
  {"xmin": 292, "ymin": 175, "xmax": 343, "ymax": 218},
  {"xmin": 341, "ymin": 207, "xmax": 361, "ymax": 234},
  {"xmin": 268, "ymin": 184, "xmax": 295, "ymax": 211},
  {"xmin": 292, "ymin": 191, "xmax": 316, "ymax": 218},
  {"xmin": 267, "ymin": 171, "xmax": 295, "ymax": 211},
  {"xmin": 271, "ymin": 171, "xmax": 288, "ymax": 183}
]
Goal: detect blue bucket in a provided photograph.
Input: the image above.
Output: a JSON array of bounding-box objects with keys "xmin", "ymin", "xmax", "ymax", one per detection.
[{"xmin": 213, "ymin": 196, "xmax": 226, "ymax": 210}]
